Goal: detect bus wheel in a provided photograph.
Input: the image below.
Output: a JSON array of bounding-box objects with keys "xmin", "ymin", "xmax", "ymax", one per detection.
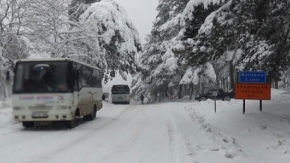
[
  {"xmin": 22, "ymin": 121, "xmax": 34, "ymax": 128},
  {"xmin": 87, "ymin": 107, "xmax": 97, "ymax": 121},
  {"xmin": 66, "ymin": 114, "xmax": 76, "ymax": 129}
]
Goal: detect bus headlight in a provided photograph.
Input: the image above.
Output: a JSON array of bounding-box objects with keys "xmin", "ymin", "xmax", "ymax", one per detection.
[
  {"xmin": 57, "ymin": 106, "xmax": 68, "ymax": 109},
  {"xmin": 127, "ymin": 95, "xmax": 130, "ymax": 100},
  {"xmin": 13, "ymin": 106, "xmax": 24, "ymax": 110}
]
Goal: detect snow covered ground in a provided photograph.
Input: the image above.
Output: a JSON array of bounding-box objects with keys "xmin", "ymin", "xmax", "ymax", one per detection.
[{"xmin": 0, "ymin": 89, "xmax": 290, "ymax": 163}]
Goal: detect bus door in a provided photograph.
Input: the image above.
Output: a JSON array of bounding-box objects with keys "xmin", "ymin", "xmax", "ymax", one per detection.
[
  {"xmin": 71, "ymin": 63, "xmax": 78, "ymax": 108},
  {"xmin": 73, "ymin": 63, "xmax": 87, "ymax": 116},
  {"xmin": 77, "ymin": 65, "xmax": 95, "ymax": 115}
]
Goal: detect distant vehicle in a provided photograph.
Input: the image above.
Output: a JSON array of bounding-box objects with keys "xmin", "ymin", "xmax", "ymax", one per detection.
[
  {"xmin": 195, "ymin": 89, "xmax": 234, "ymax": 102},
  {"xmin": 11, "ymin": 58, "xmax": 103, "ymax": 128},
  {"xmin": 111, "ymin": 85, "xmax": 130, "ymax": 104}
]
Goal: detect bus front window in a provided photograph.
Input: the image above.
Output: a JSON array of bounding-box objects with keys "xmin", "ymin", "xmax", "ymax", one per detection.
[
  {"xmin": 13, "ymin": 61, "xmax": 70, "ymax": 93},
  {"xmin": 111, "ymin": 86, "xmax": 130, "ymax": 94}
]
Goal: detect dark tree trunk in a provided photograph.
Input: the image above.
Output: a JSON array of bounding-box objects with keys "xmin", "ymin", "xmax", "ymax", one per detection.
[
  {"xmin": 189, "ymin": 82, "xmax": 193, "ymax": 100},
  {"xmin": 230, "ymin": 63, "xmax": 235, "ymax": 89},
  {"xmin": 275, "ymin": 80, "xmax": 278, "ymax": 89},
  {"xmin": 179, "ymin": 85, "xmax": 182, "ymax": 99}
]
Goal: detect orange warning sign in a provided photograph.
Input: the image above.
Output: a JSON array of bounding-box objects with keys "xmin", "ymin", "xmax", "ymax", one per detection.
[{"xmin": 235, "ymin": 83, "xmax": 271, "ymax": 100}]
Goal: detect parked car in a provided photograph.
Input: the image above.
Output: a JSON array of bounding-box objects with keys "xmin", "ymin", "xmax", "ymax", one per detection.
[{"xmin": 195, "ymin": 89, "xmax": 234, "ymax": 102}]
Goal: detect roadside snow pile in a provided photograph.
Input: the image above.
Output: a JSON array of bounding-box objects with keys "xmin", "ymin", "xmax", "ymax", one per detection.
[
  {"xmin": 0, "ymin": 100, "xmax": 11, "ymax": 108},
  {"xmin": 185, "ymin": 88, "xmax": 290, "ymax": 162},
  {"xmin": 0, "ymin": 100, "xmax": 14, "ymax": 128}
]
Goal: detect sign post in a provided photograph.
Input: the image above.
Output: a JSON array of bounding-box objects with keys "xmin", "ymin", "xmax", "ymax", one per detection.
[
  {"xmin": 212, "ymin": 91, "xmax": 218, "ymax": 113},
  {"xmin": 243, "ymin": 100, "xmax": 245, "ymax": 114},
  {"xmin": 235, "ymin": 71, "xmax": 270, "ymax": 114}
]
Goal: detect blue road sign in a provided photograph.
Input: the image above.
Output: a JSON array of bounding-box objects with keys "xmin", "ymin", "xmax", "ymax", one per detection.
[{"xmin": 239, "ymin": 71, "xmax": 266, "ymax": 83}]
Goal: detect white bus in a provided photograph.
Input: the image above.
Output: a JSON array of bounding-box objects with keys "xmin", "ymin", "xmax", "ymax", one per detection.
[
  {"xmin": 111, "ymin": 85, "xmax": 130, "ymax": 104},
  {"xmin": 11, "ymin": 58, "xmax": 103, "ymax": 128}
]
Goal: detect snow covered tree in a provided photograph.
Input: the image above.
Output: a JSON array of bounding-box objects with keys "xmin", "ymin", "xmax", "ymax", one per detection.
[
  {"xmin": 0, "ymin": 0, "xmax": 32, "ymax": 99},
  {"xmin": 183, "ymin": 0, "xmax": 290, "ymax": 89},
  {"xmin": 22, "ymin": 0, "xmax": 141, "ymax": 83},
  {"xmin": 24, "ymin": 0, "xmax": 88, "ymax": 58},
  {"xmin": 70, "ymin": 0, "xmax": 142, "ymax": 82},
  {"xmin": 69, "ymin": 0, "xmax": 101, "ymax": 22},
  {"xmin": 252, "ymin": 0, "xmax": 290, "ymax": 87},
  {"xmin": 131, "ymin": 0, "xmax": 190, "ymax": 101},
  {"xmin": 0, "ymin": 0, "xmax": 32, "ymax": 65},
  {"xmin": 178, "ymin": 0, "xmax": 225, "ymax": 94},
  {"xmin": 182, "ymin": 2, "xmax": 222, "ymax": 41},
  {"xmin": 0, "ymin": 0, "xmax": 142, "ymax": 98}
]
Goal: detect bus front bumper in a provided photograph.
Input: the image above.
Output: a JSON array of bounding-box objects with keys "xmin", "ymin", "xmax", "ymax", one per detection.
[{"xmin": 13, "ymin": 107, "xmax": 75, "ymax": 122}]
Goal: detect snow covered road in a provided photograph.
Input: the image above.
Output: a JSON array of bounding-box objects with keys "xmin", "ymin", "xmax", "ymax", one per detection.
[
  {"xmin": 1, "ymin": 90, "xmax": 290, "ymax": 163},
  {"xmin": 0, "ymin": 102, "xmax": 200, "ymax": 163}
]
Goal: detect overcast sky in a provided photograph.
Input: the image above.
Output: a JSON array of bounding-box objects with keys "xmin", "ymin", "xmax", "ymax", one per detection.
[{"xmin": 117, "ymin": 0, "xmax": 159, "ymax": 44}]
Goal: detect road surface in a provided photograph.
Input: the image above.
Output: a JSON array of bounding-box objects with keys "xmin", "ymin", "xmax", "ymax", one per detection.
[{"xmin": 0, "ymin": 101, "xmax": 203, "ymax": 163}]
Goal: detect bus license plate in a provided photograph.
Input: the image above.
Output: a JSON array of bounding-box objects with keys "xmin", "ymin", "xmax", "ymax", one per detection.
[{"xmin": 32, "ymin": 112, "xmax": 48, "ymax": 118}]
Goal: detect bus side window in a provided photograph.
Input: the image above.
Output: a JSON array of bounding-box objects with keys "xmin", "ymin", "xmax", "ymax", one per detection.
[
  {"xmin": 79, "ymin": 65, "xmax": 95, "ymax": 88},
  {"xmin": 73, "ymin": 63, "xmax": 80, "ymax": 91},
  {"xmin": 93, "ymin": 69, "xmax": 101, "ymax": 88}
]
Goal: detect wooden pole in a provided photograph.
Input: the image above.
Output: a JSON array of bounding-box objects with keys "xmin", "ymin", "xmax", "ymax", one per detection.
[
  {"xmin": 243, "ymin": 99, "xmax": 245, "ymax": 114},
  {"xmin": 215, "ymin": 96, "xmax": 216, "ymax": 113}
]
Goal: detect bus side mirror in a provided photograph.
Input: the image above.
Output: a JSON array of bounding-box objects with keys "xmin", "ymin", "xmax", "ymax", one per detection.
[{"xmin": 6, "ymin": 70, "xmax": 10, "ymax": 81}]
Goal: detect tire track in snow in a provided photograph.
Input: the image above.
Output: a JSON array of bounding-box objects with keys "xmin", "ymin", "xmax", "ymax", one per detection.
[
  {"xmin": 37, "ymin": 104, "xmax": 150, "ymax": 163},
  {"xmin": 165, "ymin": 107, "xmax": 196, "ymax": 163},
  {"xmin": 166, "ymin": 116, "xmax": 179, "ymax": 163},
  {"xmin": 99, "ymin": 104, "xmax": 184, "ymax": 163},
  {"xmin": 101, "ymin": 105, "xmax": 149, "ymax": 162}
]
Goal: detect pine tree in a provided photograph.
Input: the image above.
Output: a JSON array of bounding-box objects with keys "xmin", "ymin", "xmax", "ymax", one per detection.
[
  {"xmin": 131, "ymin": 0, "xmax": 190, "ymax": 101},
  {"xmin": 184, "ymin": 0, "xmax": 290, "ymax": 88},
  {"xmin": 182, "ymin": 3, "xmax": 221, "ymax": 41},
  {"xmin": 253, "ymin": 0, "xmax": 290, "ymax": 87},
  {"xmin": 176, "ymin": 1, "xmax": 225, "ymax": 93},
  {"xmin": 69, "ymin": 0, "xmax": 101, "ymax": 21}
]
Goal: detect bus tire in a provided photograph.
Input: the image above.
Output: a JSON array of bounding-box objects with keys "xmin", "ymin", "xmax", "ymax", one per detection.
[
  {"xmin": 87, "ymin": 107, "xmax": 97, "ymax": 121},
  {"xmin": 22, "ymin": 121, "xmax": 34, "ymax": 128},
  {"xmin": 66, "ymin": 119, "xmax": 76, "ymax": 129},
  {"xmin": 66, "ymin": 113, "xmax": 76, "ymax": 129}
]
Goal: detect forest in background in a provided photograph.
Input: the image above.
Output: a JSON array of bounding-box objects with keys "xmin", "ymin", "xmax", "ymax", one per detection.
[
  {"xmin": 131, "ymin": 0, "xmax": 290, "ymax": 102},
  {"xmin": 1, "ymin": 0, "xmax": 290, "ymax": 103}
]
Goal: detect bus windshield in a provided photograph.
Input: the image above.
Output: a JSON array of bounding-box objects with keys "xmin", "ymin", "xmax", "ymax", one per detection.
[
  {"xmin": 111, "ymin": 85, "xmax": 130, "ymax": 94},
  {"xmin": 13, "ymin": 61, "xmax": 71, "ymax": 93}
]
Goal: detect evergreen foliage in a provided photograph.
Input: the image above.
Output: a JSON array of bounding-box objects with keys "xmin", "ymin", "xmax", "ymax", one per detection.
[
  {"xmin": 184, "ymin": 0, "xmax": 290, "ymax": 86},
  {"xmin": 131, "ymin": 0, "xmax": 190, "ymax": 101},
  {"xmin": 135, "ymin": 0, "xmax": 290, "ymax": 101}
]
